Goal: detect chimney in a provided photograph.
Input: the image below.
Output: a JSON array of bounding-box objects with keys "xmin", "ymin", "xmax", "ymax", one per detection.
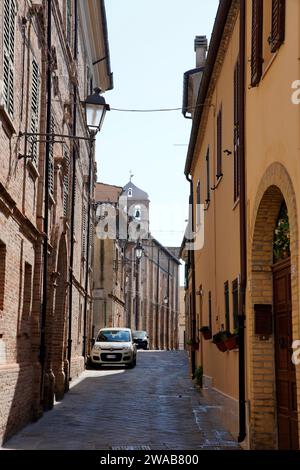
[{"xmin": 194, "ymin": 35, "xmax": 208, "ymax": 68}]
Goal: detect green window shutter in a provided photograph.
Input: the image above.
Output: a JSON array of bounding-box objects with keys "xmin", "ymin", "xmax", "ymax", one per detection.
[{"xmin": 216, "ymin": 107, "xmax": 222, "ymax": 179}]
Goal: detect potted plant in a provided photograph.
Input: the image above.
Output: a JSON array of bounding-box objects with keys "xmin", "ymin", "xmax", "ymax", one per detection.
[
  {"xmin": 223, "ymin": 328, "xmax": 239, "ymax": 350},
  {"xmin": 186, "ymin": 338, "xmax": 199, "ymax": 350},
  {"xmin": 199, "ymin": 326, "xmax": 212, "ymax": 340},
  {"xmin": 194, "ymin": 365, "xmax": 203, "ymax": 387},
  {"xmin": 212, "ymin": 330, "xmax": 229, "ymax": 352}
]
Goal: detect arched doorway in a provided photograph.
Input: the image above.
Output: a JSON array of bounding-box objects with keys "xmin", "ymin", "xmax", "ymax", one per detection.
[
  {"xmin": 52, "ymin": 235, "xmax": 68, "ymax": 400},
  {"xmin": 250, "ymin": 167, "xmax": 300, "ymax": 450}
]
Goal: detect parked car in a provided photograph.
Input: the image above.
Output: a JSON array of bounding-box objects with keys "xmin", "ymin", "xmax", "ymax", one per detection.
[
  {"xmin": 90, "ymin": 327, "xmax": 137, "ymax": 368},
  {"xmin": 133, "ymin": 330, "xmax": 149, "ymax": 350}
]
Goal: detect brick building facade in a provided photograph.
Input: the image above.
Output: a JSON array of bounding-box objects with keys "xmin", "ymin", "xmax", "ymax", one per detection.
[
  {"xmin": 0, "ymin": 0, "xmax": 112, "ymax": 444},
  {"xmin": 93, "ymin": 180, "xmax": 180, "ymax": 350}
]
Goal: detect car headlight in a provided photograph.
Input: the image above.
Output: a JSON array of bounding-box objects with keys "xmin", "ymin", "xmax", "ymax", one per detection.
[{"xmin": 93, "ymin": 345, "xmax": 101, "ymax": 352}]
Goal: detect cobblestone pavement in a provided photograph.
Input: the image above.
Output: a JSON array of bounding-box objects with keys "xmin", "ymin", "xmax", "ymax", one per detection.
[{"xmin": 3, "ymin": 351, "xmax": 239, "ymax": 450}]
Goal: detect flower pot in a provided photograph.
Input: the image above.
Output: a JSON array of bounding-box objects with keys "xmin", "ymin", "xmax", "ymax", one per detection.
[
  {"xmin": 201, "ymin": 330, "xmax": 212, "ymax": 340},
  {"xmin": 224, "ymin": 335, "xmax": 238, "ymax": 351},
  {"xmin": 216, "ymin": 340, "xmax": 227, "ymax": 352}
]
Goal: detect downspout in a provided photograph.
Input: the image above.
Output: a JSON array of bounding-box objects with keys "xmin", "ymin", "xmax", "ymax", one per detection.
[
  {"xmin": 186, "ymin": 174, "xmax": 196, "ymax": 377},
  {"xmin": 238, "ymin": 0, "xmax": 247, "ymax": 444},
  {"xmin": 67, "ymin": 0, "xmax": 78, "ymax": 379},
  {"xmin": 155, "ymin": 248, "xmax": 160, "ymax": 349},
  {"xmin": 40, "ymin": 0, "xmax": 52, "ymax": 396},
  {"xmin": 82, "ymin": 136, "xmax": 94, "ymax": 359}
]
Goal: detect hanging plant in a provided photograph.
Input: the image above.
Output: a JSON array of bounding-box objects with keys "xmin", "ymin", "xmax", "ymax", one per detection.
[{"xmin": 273, "ymin": 202, "xmax": 290, "ymax": 263}]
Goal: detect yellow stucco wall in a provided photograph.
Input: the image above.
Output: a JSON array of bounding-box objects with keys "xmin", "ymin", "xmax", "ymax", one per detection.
[{"xmin": 191, "ymin": 13, "xmax": 240, "ymax": 404}]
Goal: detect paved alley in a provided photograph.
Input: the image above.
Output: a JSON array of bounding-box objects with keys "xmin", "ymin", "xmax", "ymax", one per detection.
[{"xmin": 3, "ymin": 351, "xmax": 239, "ymax": 450}]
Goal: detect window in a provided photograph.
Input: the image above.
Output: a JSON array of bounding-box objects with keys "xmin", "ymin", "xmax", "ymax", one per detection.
[
  {"xmin": 232, "ymin": 278, "xmax": 239, "ymax": 330},
  {"xmin": 128, "ymin": 188, "xmax": 133, "ymax": 198},
  {"xmin": 0, "ymin": 242, "xmax": 6, "ymax": 310},
  {"xmin": 224, "ymin": 281, "xmax": 230, "ymax": 332},
  {"xmin": 134, "ymin": 205, "xmax": 141, "ymax": 220},
  {"xmin": 196, "ymin": 180, "xmax": 201, "ymax": 227},
  {"xmin": 22, "ymin": 263, "xmax": 32, "ymax": 321},
  {"xmin": 30, "ymin": 59, "xmax": 40, "ymax": 165},
  {"xmin": 3, "ymin": 0, "xmax": 15, "ymax": 118},
  {"xmin": 233, "ymin": 61, "xmax": 240, "ymax": 202},
  {"xmin": 205, "ymin": 148, "xmax": 210, "ymax": 204},
  {"xmin": 49, "ymin": 115, "xmax": 55, "ymax": 195},
  {"xmin": 216, "ymin": 108, "xmax": 223, "ymax": 179},
  {"xmin": 66, "ymin": 0, "xmax": 72, "ymax": 47},
  {"xmin": 251, "ymin": 0, "xmax": 263, "ymax": 87},
  {"xmin": 63, "ymin": 147, "xmax": 70, "ymax": 217},
  {"xmin": 270, "ymin": 0, "xmax": 285, "ymax": 52},
  {"xmin": 208, "ymin": 291, "xmax": 212, "ymax": 332}
]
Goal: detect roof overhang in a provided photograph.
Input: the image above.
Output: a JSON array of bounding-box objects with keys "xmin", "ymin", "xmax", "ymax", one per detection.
[
  {"xmin": 184, "ymin": 0, "xmax": 234, "ymax": 175},
  {"xmin": 78, "ymin": 0, "xmax": 113, "ymax": 92}
]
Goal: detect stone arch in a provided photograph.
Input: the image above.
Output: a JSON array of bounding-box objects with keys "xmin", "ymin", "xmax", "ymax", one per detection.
[
  {"xmin": 249, "ymin": 162, "xmax": 300, "ymax": 449},
  {"xmin": 51, "ymin": 234, "xmax": 68, "ymax": 400}
]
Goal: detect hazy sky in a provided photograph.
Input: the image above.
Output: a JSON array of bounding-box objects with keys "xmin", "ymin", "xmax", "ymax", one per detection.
[{"xmin": 95, "ymin": 0, "xmax": 219, "ymax": 248}]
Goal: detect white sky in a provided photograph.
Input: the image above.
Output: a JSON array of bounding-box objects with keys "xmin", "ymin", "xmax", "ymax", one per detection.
[{"xmin": 95, "ymin": 0, "xmax": 219, "ymax": 249}]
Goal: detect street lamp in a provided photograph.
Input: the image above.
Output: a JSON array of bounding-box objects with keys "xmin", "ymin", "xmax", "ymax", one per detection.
[
  {"xmin": 134, "ymin": 240, "xmax": 144, "ymax": 331},
  {"xmin": 85, "ymin": 87, "xmax": 110, "ymax": 135}
]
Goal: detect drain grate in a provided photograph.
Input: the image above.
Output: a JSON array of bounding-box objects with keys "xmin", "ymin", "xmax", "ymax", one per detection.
[{"xmin": 111, "ymin": 445, "xmax": 151, "ymax": 450}]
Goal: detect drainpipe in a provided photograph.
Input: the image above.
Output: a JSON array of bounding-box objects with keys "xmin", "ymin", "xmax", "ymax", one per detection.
[
  {"xmin": 39, "ymin": 0, "xmax": 52, "ymax": 395},
  {"xmin": 82, "ymin": 136, "xmax": 94, "ymax": 359},
  {"xmin": 156, "ymin": 248, "xmax": 160, "ymax": 349},
  {"xmin": 67, "ymin": 0, "xmax": 78, "ymax": 380},
  {"xmin": 238, "ymin": 0, "xmax": 246, "ymax": 444},
  {"xmin": 186, "ymin": 174, "xmax": 196, "ymax": 377}
]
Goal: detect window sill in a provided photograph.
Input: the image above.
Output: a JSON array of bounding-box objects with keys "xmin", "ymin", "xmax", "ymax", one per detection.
[
  {"xmin": 232, "ymin": 197, "xmax": 240, "ymax": 211},
  {"xmin": 261, "ymin": 51, "xmax": 278, "ymax": 82},
  {"xmin": 214, "ymin": 175, "xmax": 223, "ymax": 189},
  {"xmin": 27, "ymin": 159, "xmax": 39, "ymax": 180},
  {"xmin": 0, "ymin": 105, "xmax": 16, "ymax": 138}
]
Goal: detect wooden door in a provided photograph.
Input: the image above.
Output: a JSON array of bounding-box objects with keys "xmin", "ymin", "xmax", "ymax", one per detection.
[{"xmin": 273, "ymin": 259, "xmax": 299, "ymax": 449}]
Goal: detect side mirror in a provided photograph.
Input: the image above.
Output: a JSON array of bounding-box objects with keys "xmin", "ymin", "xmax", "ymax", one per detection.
[{"xmin": 91, "ymin": 337, "xmax": 95, "ymax": 346}]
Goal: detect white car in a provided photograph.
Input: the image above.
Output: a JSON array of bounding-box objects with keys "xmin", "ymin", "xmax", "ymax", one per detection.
[{"xmin": 90, "ymin": 327, "xmax": 137, "ymax": 368}]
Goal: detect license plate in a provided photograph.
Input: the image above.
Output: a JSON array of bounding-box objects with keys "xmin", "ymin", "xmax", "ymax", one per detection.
[{"xmin": 106, "ymin": 354, "xmax": 116, "ymax": 359}]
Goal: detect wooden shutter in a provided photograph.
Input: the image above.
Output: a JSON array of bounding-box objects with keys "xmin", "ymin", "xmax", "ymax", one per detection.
[
  {"xmin": 216, "ymin": 108, "xmax": 222, "ymax": 179},
  {"xmin": 49, "ymin": 115, "xmax": 55, "ymax": 195},
  {"xmin": 232, "ymin": 279, "xmax": 239, "ymax": 329},
  {"xmin": 270, "ymin": 0, "xmax": 285, "ymax": 52},
  {"xmin": 206, "ymin": 148, "xmax": 210, "ymax": 203},
  {"xmin": 63, "ymin": 148, "xmax": 70, "ymax": 217},
  {"xmin": 233, "ymin": 61, "xmax": 240, "ymax": 201},
  {"xmin": 66, "ymin": 0, "xmax": 72, "ymax": 46},
  {"xmin": 30, "ymin": 59, "xmax": 40, "ymax": 164},
  {"xmin": 3, "ymin": 0, "xmax": 15, "ymax": 117},
  {"xmin": 208, "ymin": 292, "xmax": 212, "ymax": 332},
  {"xmin": 224, "ymin": 281, "xmax": 230, "ymax": 332},
  {"xmin": 82, "ymin": 202, "xmax": 87, "ymax": 255},
  {"xmin": 196, "ymin": 180, "xmax": 200, "ymax": 227},
  {"xmin": 251, "ymin": 0, "xmax": 263, "ymax": 87}
]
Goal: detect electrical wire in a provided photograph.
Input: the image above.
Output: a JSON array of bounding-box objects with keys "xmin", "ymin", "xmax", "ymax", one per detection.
[{"xmin": 110, "ymin": 103, "xmax": 213, "ymax": 113}]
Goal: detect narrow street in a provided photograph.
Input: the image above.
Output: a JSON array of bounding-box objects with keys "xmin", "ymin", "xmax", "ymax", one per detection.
[{"xmin": 3, "ymin": 352, "xmax": 238, "ymax": 450}]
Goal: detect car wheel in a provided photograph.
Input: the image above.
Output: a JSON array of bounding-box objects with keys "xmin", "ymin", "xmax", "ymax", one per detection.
[{"xmin": 128, "ymin": 357, "xmax": 136, "ymax": 368}]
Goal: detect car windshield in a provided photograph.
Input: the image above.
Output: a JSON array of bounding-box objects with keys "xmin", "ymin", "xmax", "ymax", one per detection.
[
  {"xmin": 133, "ymin": 331, "xmax": 147, "ymax": 338},
  {"xmin": 97, "ymin": 330, "xmax": 131, "ymax": 342}
]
